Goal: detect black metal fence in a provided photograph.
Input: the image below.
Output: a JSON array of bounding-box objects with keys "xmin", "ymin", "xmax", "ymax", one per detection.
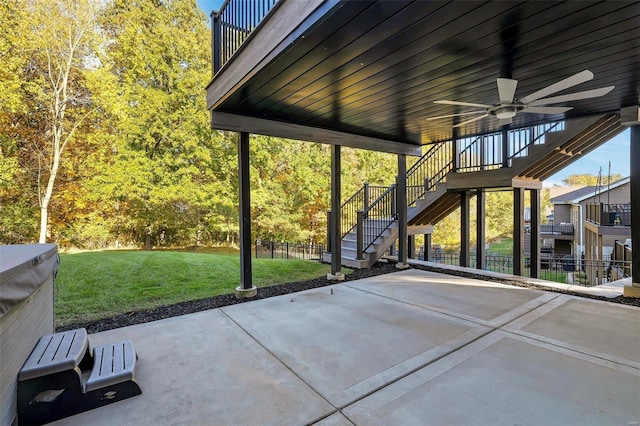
[
  {"xmin": 418, "ymin": 252, "xmax": 630, "ymax": 287},
  {"xmin": 255, "ymin": 240, "xmax": 324, "ymax": 260}
]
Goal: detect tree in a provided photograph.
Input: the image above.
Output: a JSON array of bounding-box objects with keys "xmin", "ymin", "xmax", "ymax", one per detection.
[
  {"xmin": 26, "ymin": 0, "xmax": 101, "ymax": 243},
  {"xmin": 562, "ymin": 173, "xmax": 623, "ymax": 187},
  {"xmin": 94, "ymin": 0, "xmax": 219, "ymax": 247}
]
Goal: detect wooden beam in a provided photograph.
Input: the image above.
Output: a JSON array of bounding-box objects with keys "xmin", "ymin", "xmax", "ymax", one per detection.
[{"xmin": 210, "ymin": 112, "xmax": 422, "ymax": 156}]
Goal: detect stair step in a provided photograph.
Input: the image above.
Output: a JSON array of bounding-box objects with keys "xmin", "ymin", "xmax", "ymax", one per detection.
[
  {"xmin": 19, "ymin": 329, "xmax": 89, "ymax": 381},
  {"xmin": 85, "ymin": 340, "xmax": 137, "ymax": 392}
]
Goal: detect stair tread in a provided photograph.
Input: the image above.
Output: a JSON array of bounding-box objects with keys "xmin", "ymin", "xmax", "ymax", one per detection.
[
  {"xmin": 19, "ymin": 329, "xmax": 88, "ymax": 381},
  {"xmin": 85, "ymin": 340, "xmax": 137, "ymax": 392}
]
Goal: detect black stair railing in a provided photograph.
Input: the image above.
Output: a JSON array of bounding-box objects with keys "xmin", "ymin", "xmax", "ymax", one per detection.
[
  {"xmin": 356, "ymin": 184, "xmax": 397, "ymax": 259},
  {"xmin": 406, "ymin": 141, "xmax": 453, "ymax": 206},
  {"xmin": 338, "ymin": 120, "xmax": 567, "ymax": 261},
  {"xmin": 338, "ymin": 183, "xmax": 390, "ymax": 239},
  {"xmin": 508, "ymin": 121, "xmax": 564, "ymax": 159}
]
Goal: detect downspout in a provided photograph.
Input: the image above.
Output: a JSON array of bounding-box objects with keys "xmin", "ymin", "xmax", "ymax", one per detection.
[{"xmin": 579, "ymin": 203, "xmax": 584, "ymax": 257}]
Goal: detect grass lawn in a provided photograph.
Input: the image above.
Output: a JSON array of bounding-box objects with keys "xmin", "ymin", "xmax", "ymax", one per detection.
[
  {"xmin": 55, "ymin": 249, "xmax": 340, "ymax": 327},
  {"xmin": 488, "ymin": 238, "xmax": 513, "ymax": 256}
]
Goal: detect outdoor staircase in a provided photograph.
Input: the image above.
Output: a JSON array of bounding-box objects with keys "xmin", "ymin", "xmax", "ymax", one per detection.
[{"xmin": 324, "ymin": 114, "xmax": 624, "ymax": 269}]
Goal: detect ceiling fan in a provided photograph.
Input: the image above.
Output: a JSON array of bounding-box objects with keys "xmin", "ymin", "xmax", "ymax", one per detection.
[{"xmin": 427, "ymin": 70, "xmax": 614, "ymax": 128}]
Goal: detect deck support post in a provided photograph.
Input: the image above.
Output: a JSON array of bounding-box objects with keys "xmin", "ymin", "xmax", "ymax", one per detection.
[
  {"xmin": 529, "ymin": 188, "xmax": 541, "ymax": 278},
  {"xmin": 622, "ymin": 108, "xmax": 640, "ymax": 296},
  {"xmin": 328, "ymin": 145, "xmax": 344, "ymax": 281},
  {"xmin": 460, "ymin": 191, "xmax": 470, "ymax": 268},
  {"xmin": 513, "ymin": 187, "xmax": 525, "ymax": 276},
  {"xmin": 236, "ymin": 132, "xmax": 256, "ymax": 298},
  {"xmin": 408, "ymin": 235, "xmax": 415, "ymax": 259},
  {"xmin": 424, "ymin": 233, "xmax": 432, "ymax": 261},
  {"xmin": 476, "ymin": 189, "xmax": 485, "ymax": 270},
  {"xmin": 396, "ymin": 154, "xmax": 409, "ymax": 269}
]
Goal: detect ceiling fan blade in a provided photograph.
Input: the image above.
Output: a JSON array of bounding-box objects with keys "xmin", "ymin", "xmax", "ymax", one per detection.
[
  {"xmin": 521, "ymin": 106, "xmax": 573, "ymax": 114},
  {"xmin": 527, "ymin": 86, "xmax": 615, "ymax": 106},
  {"xmin": 498, "ymin": 118, "xmax": 513, "ymax": 126},
  {"xmin": 452, "ymin": 114, "xmax": 489, "ymax": 128},
  {"xmin": 497, "ymin": 78, "xmax": 518, "ymax": 103},
  {"xmin": 426, "ymin": 111, "xmax": 487, "ymax": 121},
  {"xmin": 434, "ymin": 100, "xmax": 492, "ymax": 109},
  {"xmin": 518, "ymin": 70, "xmax": 594, "ymax": 104}
]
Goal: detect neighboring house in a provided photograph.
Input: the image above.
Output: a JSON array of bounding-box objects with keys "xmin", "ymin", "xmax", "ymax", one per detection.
[{"xmin": 549, "ymin": 177, "xmax": 631, "ymax": 260}]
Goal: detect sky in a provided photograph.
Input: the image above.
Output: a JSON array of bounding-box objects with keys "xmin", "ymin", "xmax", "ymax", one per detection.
[
  {"xmin": 196, "ymin": 1, "xmax": 631, "ymax": 187},
  {"xmin": 196, "ymin": 0, "xmax": 225, "ymax": 17},
  {"xmin": 544, "ymin": 128, "xmax": 630, "ymax": 186}
]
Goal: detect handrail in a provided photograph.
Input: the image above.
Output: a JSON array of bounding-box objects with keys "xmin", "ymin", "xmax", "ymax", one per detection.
[
  {"xmin": 340, "ymin": 120, "xmax": 567, "ymax": 261},
  {"xmin": 212, "ymin": 0, "xmax": 279, "ymax": 73},
  {"xmin": 406, "ymin": 141, "xmax": 453, "ymax": 206},
  {"xmin": 357, "ymin": 184, "xmax": 398, "ymax": 256},
  {"xmin": 339, "ymin": 184, "xmax": 391, "ymax": 238},
  {"xmin": 509, "ymin": 121, "xmax": 563, "ymax": 159}
]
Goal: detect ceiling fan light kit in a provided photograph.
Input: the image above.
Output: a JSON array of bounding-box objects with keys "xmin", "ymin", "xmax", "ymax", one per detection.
[{"xmin": 428, "ymin": 69, "xmax": 615, "ymax": 127}]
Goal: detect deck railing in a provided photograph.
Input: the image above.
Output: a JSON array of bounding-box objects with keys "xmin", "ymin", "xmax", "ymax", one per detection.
[
  {"xmin": 612, "ymin": 240, "xmax": 632, "ymax": 278},
  {"xmin": 585, "ymin": 203, "xmax": 631, "ymax": 226},
  {"xmin": 540, "ymin": 223, "xmax": 574, "ymax": 235},
  {"xmin": 212, "ymin": 0, "xmax": 279, "ymax": 73}
]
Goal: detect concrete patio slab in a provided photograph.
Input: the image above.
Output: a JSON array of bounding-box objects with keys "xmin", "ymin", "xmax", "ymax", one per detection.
[
  {"xmin": 52, "ymin": 309, "xmax": 334, "ymax": 426},
  {"xmin": 343, "ymin": 331, "xmax": 640, "ymax": 425},
  {"xmin": 345, "ymin": 269, "xmax": 557, "ymax": 327},
  {"xmin": 504, "ymin": 295, "xmax": 640, "ymax": 369},
  {"xmin": 44, "ymin": 268, "xmax": 640, "ymax": 426},
  {"xmin": 312, "ymin": 411, "xmax": 355, "ymax": 426},
  {"xmin": 222, "ymin": 284, "xmax": 491, "ymax": 407}
]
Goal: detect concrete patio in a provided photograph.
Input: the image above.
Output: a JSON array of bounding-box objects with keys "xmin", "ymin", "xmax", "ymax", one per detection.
[{"xmin": 53, "ymin": 269, "xmax": 640, "ymax": 425}]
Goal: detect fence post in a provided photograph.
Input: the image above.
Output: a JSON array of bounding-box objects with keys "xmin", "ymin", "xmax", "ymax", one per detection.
[
  {"xmin": 271, "ymin": 241, "xmax": 274, "ymax": 259},
  {"xmin": 364, "ymin": 182, "xmax": 370, "ymax": 210},
  {"xmin": 286, "ymin": 242, "xmax": 289, "ymax": 259},
  {"xmin": 356, "ymin": 210, "xmax": 364, "ymax": 260}
]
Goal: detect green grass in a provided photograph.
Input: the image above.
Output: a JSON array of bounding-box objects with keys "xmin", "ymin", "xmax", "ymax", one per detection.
[
  {"xmin": 55, "ymin": 250, "xmax": 341, "ymax": 327},
  {"xmin": 488, "ymin": 238, "xmax": 513, "ymax": 256}
]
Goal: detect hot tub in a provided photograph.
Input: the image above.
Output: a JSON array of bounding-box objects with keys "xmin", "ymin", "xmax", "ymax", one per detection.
[{"xmin": 0, "ymin": 244, "xmax": 58, "ymax": 426}]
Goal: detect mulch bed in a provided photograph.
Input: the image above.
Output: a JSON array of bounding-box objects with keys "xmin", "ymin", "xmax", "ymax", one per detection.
[{"xmin": 59, "ymin": 262, "xmax": 639, "ymax": 334}]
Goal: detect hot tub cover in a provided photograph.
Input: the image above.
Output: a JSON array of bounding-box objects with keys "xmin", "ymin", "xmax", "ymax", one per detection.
[{"xmin": 0, "ymin": 244, "xmax": 58, "ymax": 318}]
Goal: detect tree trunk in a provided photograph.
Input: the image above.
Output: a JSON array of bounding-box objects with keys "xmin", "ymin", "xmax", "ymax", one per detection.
[{"xmin": 38, "ymin": 150, "xmax": 60, "ymax": 243}]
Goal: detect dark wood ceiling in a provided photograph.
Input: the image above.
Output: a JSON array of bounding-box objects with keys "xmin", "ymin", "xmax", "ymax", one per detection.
[{"xmin": 213, "ymin": 0, "xmax": 640, "ymax": 147}]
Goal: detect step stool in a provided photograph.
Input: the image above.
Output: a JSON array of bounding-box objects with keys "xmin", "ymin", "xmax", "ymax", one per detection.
[{"xmin": 17, "ymin": 328, "xmax": 141, "ymax": 425}]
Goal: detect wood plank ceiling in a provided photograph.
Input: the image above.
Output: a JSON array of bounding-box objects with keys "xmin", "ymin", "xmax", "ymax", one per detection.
[{"xmin": 212, "ymin": 0, "xmax": 640, "ymax": 149}]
